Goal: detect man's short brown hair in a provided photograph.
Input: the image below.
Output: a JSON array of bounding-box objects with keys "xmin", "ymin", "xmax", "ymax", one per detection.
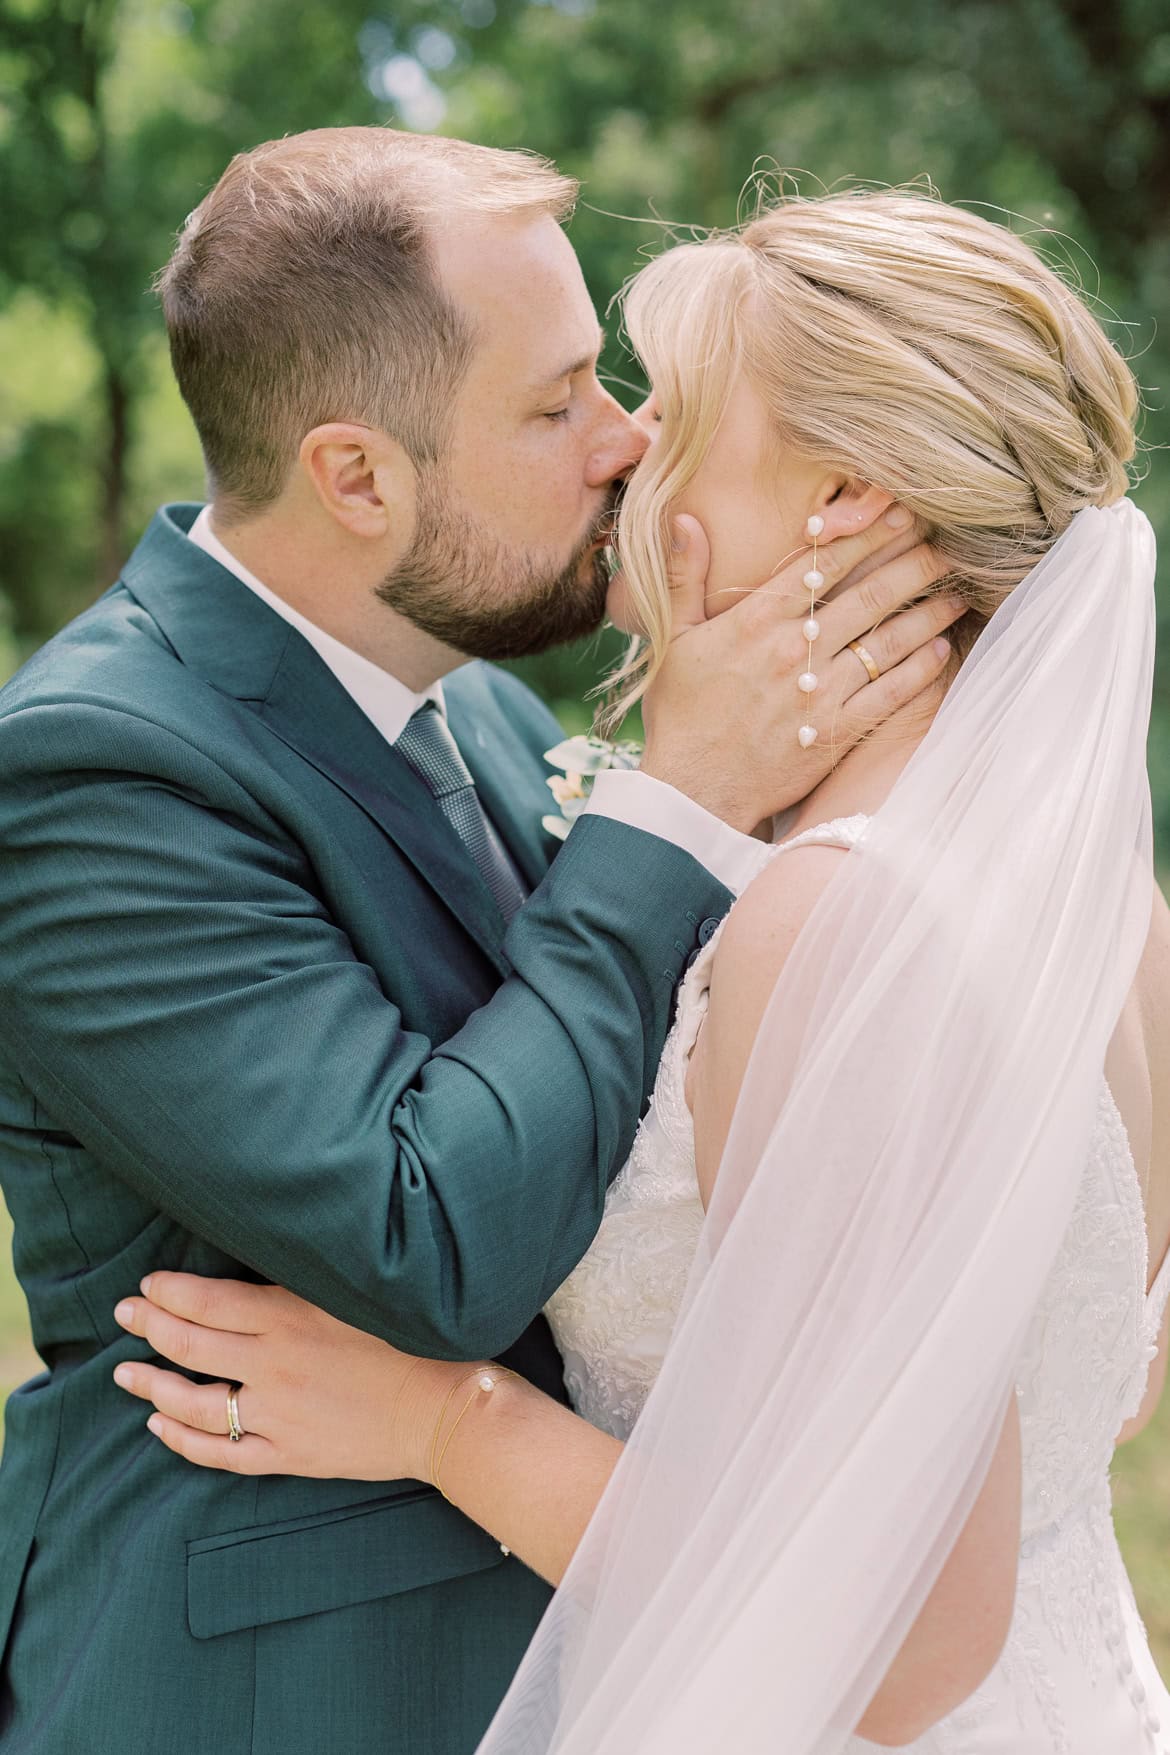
[{"xmin": 156, "ymin": 127, "xmax": 578, "ymax": 516}]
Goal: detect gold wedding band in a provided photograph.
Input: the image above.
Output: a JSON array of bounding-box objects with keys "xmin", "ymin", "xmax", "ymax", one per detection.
[
  {"xmin": 847, "ymin": 641, "xmax": 881, "ymax": 684},
  {"xmin": 226, "ymin": 1385, "xmax": 244, "ymax": 1443}
]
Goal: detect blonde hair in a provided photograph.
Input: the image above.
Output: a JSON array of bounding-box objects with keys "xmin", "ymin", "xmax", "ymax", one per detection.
[
  {"xmin": 157, "ymin": 126, "xmax": 577, "ymax": 516},
  {"xmin": 607, "ymin": 188, "xmax": 1139, "ymax": 719}
]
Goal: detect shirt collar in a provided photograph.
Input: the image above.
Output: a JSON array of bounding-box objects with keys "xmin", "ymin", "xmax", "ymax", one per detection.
[{"xmin": 187, "ymin": 505, "xmax": 444, "ymax": 746}]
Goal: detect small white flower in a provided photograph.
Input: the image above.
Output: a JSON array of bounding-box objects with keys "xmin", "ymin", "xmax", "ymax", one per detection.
[
  {"xmin": 547, "ymin": 772, "xmax": 586, "ymax": 807},
  {"xmin": 544, "ymin": 736, "xmax": 642, "ymax": 777},
  {"xmin": 541, "ymin": 734, "xmax": 643, "ymax": 842}
]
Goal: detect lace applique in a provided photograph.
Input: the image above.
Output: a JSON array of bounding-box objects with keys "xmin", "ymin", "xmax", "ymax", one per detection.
[
  {"xmin": 928, "ymin": 1681, "xmax": 1009, "ymax": 1755},
  {"xmin": 1018, "ymin": 1086, "xmax": 1161, "ymax": 1542},
  {"xmin": 544, "ymin": 1071, "xmax": 705, "ymax": 1441},
  {"xmin": 997, "ymin": 1584, "xmax": 1072, "ymax": 1755}
]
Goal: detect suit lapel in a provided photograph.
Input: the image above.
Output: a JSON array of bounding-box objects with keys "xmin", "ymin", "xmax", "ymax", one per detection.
[
  {"xmin": 121, "ymin": 505, "xmax": 511, "ymax": 973},
  {"xmin": 257, "ymin": 643, "xmax": 511, "ymax": 969}
]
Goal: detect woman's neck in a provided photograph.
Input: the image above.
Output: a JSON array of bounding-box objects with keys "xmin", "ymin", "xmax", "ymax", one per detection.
[{"xmin": 780, "ymin": 686, "xmax": 944, "ymax": 841}]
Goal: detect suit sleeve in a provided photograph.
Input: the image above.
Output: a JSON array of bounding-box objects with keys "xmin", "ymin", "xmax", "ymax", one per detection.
[{"xmin": 0, "ymin": 702, "xmax": 730, "ymax": 1358}]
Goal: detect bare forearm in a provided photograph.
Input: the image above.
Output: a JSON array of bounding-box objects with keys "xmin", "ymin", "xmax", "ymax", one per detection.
[{"xmin": 434, "ymin": 1376, "xmax": 622, "ymax": 1585}]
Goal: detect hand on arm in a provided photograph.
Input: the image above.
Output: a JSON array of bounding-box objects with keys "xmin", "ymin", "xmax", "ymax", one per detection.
[{"xmin": 113, "ymin": 1274, "xmax": 619, "ymax": 1586}]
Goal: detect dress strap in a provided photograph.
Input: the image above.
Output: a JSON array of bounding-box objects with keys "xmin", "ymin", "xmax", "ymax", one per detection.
[{"xmin": 769, "ymin": 812, "xmax": 871, "ymax": 858}]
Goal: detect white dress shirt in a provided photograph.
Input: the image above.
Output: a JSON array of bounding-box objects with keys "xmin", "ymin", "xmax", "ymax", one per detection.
[
  {"xmin": 187, "ymin": 507, "xmax": 767, "ymax": 896},
  {"xmin": 189, "ymin": 507, "xmax": 443, "ymax": 741}
]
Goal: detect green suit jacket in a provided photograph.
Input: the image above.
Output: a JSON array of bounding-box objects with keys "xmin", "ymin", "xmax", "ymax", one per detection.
[{"xmin": 0, "ymin": 504, "xmax": 732, "ymax": 1754}]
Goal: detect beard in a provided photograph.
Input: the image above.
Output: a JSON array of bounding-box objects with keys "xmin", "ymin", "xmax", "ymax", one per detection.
[{"xmin": 375, "ymin": 468, "xmax": 614, "ymax": 660}]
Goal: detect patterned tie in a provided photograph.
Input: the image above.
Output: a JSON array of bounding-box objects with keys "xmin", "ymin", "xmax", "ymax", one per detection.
[{"xmin": 394, "ymin": 702, "xmax": 527, "ymax": 925}]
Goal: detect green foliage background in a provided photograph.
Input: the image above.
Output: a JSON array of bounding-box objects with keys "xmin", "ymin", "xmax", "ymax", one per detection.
[
  {"xmin": 1, "ymin": 0, "xmax": 1168, "ymax": 1674},
  {"xmin": 3, "ymin": 0, "xmax": 1170, "ymax": 746}
]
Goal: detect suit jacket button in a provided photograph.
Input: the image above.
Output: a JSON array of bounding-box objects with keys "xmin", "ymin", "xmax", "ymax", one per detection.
[{"xmin": 697, "ymin": 917, "xmax": 721, "ymax": 945}]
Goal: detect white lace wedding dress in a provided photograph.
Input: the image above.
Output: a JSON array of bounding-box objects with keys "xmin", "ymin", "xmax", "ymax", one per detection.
[{"xmin": 545, "ymin": 815, "xmax": 1170, "ymax": 1755}]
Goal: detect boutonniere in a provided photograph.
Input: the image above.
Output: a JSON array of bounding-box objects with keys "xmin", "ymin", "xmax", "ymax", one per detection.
[{"xmin": 541, "ymin": 735, "xmax": 643, "ymax": 842}]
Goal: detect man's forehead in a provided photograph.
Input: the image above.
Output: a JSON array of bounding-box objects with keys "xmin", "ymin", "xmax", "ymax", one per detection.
[
  {"xmin": 434, "ymin": 211, "xmax": 573, "ymax": 302},
  {"xmin": 433, "ymin": 212, "xmax": 599, "ymax": 375}
]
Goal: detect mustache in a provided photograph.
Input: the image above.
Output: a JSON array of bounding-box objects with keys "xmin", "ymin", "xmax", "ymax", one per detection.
[{"xmin": 586, "ymin": 487, "xmax": 624, "ymax": 547}]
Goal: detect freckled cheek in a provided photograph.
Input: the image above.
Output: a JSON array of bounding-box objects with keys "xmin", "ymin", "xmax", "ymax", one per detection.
[
  {"xmin": 485, "ymin": 459, "xmax": 588, "ymax": 546},
  {"xmin": 453, "ymin": 406, "xmax": 594, "ymax": 543},
  {"xmin": 454, "ymin": 430, "xmax": 544, "ymax": 516}
]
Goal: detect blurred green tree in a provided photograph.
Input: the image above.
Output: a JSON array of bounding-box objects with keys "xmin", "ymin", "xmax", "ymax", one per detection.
[
  {"xmin": 0, "ymin": 0, "xmax": 398, "ymax": 637},
  {"xmin": 1, "ymin": 0, "xmax": 1168, "ymax": 808}
]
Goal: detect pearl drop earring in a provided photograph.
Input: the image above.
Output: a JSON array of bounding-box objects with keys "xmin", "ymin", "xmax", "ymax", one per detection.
[{"xmin": 798, "ymin": 514, "xmax": 825, "ymax": 750}]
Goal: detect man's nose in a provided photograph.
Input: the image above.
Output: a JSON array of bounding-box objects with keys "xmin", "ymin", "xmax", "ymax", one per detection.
[{"xmin": 585, "ymin": 398, "xmax": 650, "ymax": 488}]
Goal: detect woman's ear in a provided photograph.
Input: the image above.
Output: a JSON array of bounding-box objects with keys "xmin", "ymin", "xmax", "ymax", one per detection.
[{"xmin": 812, "ymin": 481, "xmax": 898, "ymax": 543}]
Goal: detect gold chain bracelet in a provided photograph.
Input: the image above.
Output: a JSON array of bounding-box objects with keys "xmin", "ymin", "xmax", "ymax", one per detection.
[{"xmin": 429, "ymin": 1367, "xmax": 518, "ymax": 1510}]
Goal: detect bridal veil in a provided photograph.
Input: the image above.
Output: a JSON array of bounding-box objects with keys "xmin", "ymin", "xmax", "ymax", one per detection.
[{"xmin": 478, "ymin": 498, "xmax": 1157, "ymax": 1754}]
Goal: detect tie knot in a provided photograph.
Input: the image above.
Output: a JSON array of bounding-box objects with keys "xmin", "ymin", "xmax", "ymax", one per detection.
[{"xmin": 395, "ymin": 702, "xmax": 474, "ymax": 800}]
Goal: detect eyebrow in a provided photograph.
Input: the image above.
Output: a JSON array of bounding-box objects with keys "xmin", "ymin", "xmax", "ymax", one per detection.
[{"xmin": 530, "ymin": 327, "xmax": 607, "ymax": 395}]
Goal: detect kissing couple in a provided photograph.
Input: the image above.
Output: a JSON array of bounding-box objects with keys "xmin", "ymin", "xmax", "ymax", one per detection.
[{"xmin": 0, "ymin": 126, "xmax": 1167, "ymax": 1755}]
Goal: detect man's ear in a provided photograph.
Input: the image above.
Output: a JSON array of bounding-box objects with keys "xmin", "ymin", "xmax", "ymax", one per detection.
[
  {"xmin": 811, "ymin": 480, "xmax": 897, "ymax": 544},
  {"xmin": 299, "ymin": 423, "xmax": 417, "ymax": 542}
]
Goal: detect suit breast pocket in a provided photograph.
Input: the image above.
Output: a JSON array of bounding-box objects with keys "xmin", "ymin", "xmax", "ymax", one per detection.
[{"xmin": 186, "ymin": 1487, "xmax": 506, "ymax": 1639}]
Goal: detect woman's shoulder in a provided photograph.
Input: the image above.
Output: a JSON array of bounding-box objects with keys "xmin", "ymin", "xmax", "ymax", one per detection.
[
  {"xmin": 713, "ymin": 837, "xmax": 850, "ymax": 992},
  {"xmin": 714, "ymin": 812, "xmax": 870, "ymax": 975},
  {"xmin": 689, "ymin": 823, "xmax": 865, "ymax": 1203}
]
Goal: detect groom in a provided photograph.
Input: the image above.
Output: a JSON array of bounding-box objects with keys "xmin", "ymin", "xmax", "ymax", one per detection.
[{"xmin": 0, "ymin": 128, "xmax": 952, "ymax": 1754}]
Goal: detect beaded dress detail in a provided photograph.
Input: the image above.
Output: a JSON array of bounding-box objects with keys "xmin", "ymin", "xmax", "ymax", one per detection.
[{"xmin": 544, "ymin": 815, "xmax": 1170, "ymax": 1754}]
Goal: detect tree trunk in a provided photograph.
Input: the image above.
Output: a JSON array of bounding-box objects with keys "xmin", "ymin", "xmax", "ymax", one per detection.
[{"xmin": 99, "ymin": 358, "xmax": 129, "ymax": 590}]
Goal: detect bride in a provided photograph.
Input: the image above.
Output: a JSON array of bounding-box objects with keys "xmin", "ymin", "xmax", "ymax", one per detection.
[{"xmin": 113, "ymin": 189, "xmax": 1170, "ymax": 1752}]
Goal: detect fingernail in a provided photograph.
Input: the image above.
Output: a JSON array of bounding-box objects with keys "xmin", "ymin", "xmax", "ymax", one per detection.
[
  {"xmin": 113, "ymin": 1364, "xmax": 134, "ymax": 1390},
  {"xmin": 933, "ymin": 637, "xmax": 952, "ymax": 658},
  {"xmin": 114, "ymin": 1301, "xmax": 135, "ymax": 1329},
  {"xmin": 140, "ymin": 1275, "xmax": 153, "ymax": 1297},
  {"xmin": 885, "ymin": 505, "xmax": 912, "ymax": 529},
  {"xmin": 147, "ymin": 1414, "xmax": 164, "ymax": 1437}
]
